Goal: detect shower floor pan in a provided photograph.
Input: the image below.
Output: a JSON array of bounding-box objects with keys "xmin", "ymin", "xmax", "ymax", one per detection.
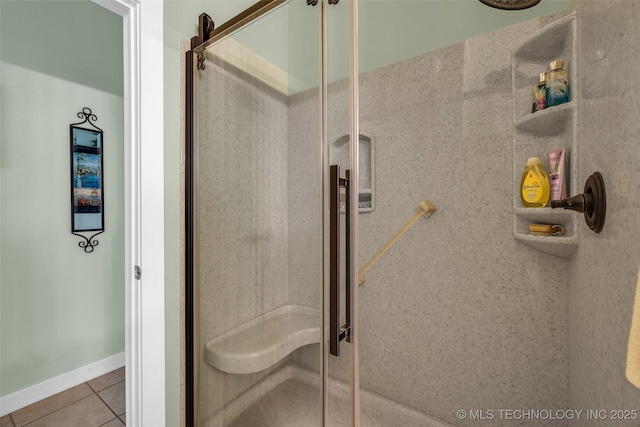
[
  {"xmin": 203, "ymin": 364, "xmax": 454, "ymax": 427},
  {"xmin": 205, "ymin": 305, "xmax": 321, "ymax": 374}
]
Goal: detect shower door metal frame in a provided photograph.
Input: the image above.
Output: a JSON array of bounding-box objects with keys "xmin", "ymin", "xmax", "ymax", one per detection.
[
  {"xmin": 184, "ymin": 0, "xmax": 361, "ymax": 425},
  {"xmin": 347, "ymin": 0, "xmax": 361, "ymax": 424},
  {"xmin": 185, "ymin": 36, "xmax": 195, "ymax": 427},
  {"xmin": 323, "ymin": 2, "xmax": 362, "ymax": 424}
]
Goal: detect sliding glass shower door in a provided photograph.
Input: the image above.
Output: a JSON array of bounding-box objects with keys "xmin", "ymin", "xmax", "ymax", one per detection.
[
  {"xmin": 187, "ymin": 1, "xmax": 359, "ymax": 425},
  {"xmin": 187, "ymin": 1, "xmax": 336, "ymax": 426},
  {"xmin": 187, "ymin": 1, "xmax": 640, "ymax": 426},
  {"xmin": 324, "ymin": 0, "xmax": 361, "ymax": 425}
]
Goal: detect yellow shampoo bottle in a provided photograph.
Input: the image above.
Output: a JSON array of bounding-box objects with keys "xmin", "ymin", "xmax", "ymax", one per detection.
[{"xmin": 521, "ymin": 157, "xmax": 550, "ymax": 207}]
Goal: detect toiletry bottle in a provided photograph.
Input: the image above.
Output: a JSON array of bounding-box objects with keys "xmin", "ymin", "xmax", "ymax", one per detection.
[
  {"xmin": 546, "ymin": 60, "xmax": 570, "ymax": 107},
  {"xmin": 532, "ymin": 72, "xmax": 546, "ymax": 112},
  {"xmin": 548, "ymin": 148, "xmax": 567, "ymax": 201},
  {"xmin": 521, "ymin": 157, "xmax": 550, "ymax": 208}
]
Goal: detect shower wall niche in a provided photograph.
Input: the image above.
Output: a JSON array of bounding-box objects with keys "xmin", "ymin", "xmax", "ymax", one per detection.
[
  {"xmin": 512, "ymin": 13, "xmax": 578, "ymax": 258},
  {"xmin": 331, "ymin": 133, "xmax": 375, "ymax": 212}
]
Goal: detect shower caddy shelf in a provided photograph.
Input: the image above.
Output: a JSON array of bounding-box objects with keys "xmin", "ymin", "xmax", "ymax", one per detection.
[
  {"xmin": 514, "ymin": 101, "xmax": 575, "ymax": 135},
  {"xmin": 512, "ymin": 12, "xmax": 578, "ymax": 259}
]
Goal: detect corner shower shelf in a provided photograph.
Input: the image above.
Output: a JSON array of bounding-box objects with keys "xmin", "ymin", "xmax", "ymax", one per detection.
[
  {"xmin": 514, "ymin": 102, "xmax": 575, "ymax": 136},
  {"xmin": 514, "ymin": 207, "xmax": 574, "ymax": 224},
  {"xmin": 512, "ymin": 12, "xmax": 578, "ymax": 258},
  {"xmin": 513, "ymin": 232, "xmax": 578, "ymax": 259},
  {"xmin": 513, "ymin": 208, "xmax": 578, "ymax": 258},
  {"xmin": 204, "ymin": 305, "xmax": 320, "ymax": 374}
]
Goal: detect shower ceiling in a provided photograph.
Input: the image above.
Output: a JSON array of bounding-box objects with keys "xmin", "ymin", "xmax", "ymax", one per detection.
[{"xmin": 479, "ymin": 0, "xmax": 541, "ymax": 10}]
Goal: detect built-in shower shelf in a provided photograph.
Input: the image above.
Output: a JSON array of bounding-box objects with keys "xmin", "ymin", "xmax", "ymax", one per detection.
[
  {"xmin": 332, "ymin": 133, "xmax": 375, "ymax": 213},
  {"xmin": 204, "ymin": 305, "xmax": 320, "ymax": 374},
  {"xmin": 513, "ymin": 208, "xmax": 578, "ymax": 258},
  {"xmin": 514, "ymin": 102, "xmax": 574, "ymax": 135},
  {"xmin": 513, "ymin": 11, "xmax": 575, "ymax": 63},
  {"xmin": 512, "ymin": 13, "xmax": 579, "ymax": 258},
  {"xmin": 514, "ymin": 207, "xmax": 574, "ymax": 223},
  {"xmin": 513, "ymin": 233, "xmax": 577, "ymax": 259}
]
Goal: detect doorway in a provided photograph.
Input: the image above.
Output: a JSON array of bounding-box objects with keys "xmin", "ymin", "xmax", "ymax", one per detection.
[
  {"xmin": 0, "ymin": 1, "xmax": 126, "ymax": 423},
  {"xmin": 0, "ymin": 0, "xmax": 166, "ymax": 425}
]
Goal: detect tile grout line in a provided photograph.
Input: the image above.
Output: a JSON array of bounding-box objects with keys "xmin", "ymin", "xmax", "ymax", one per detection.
[
  {"xmin": 94, "ymin": 380, "xmax": 125, "ymax": 425},
  {"xmin": 13, "ymin": 385, "xmax": 93, "ymax": 427},
  {"xmin": 12, "ymin": 378, "xmax": 122, "ymax": 427},
  {"xmin": 8, "ymin": 370, "xmax": 125, "ymax": 427}
]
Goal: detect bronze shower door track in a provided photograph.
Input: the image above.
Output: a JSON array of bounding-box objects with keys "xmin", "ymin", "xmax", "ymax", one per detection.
[{"xmin": 190, "ymin": 0, "xmax": 287, "ymax": 61}]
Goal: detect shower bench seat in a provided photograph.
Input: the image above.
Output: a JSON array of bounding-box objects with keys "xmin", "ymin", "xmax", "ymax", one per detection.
[{"xmin": 204, "ymin": 305, "xmax": 321, "ymax": 374}]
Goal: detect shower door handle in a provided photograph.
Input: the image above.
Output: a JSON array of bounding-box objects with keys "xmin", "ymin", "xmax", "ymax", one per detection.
[{"xmin": 330, "ymin": 165, "xmax": 351, "ymax": 356}]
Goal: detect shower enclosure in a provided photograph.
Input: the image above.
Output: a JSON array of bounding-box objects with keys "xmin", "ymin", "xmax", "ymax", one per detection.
[{"xmin": 185, "ymin": 1, "xmax": 640, "ymax": 426}]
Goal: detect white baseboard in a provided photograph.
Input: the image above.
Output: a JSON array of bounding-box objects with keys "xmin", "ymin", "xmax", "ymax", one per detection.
[{"xmin": 0, "ymin": 352, "xmax": 125, "ymax": 416}]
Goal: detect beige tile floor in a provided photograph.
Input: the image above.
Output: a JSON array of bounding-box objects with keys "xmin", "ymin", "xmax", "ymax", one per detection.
[{"xmin": 1, "ymin": 367, "xmax": 125, "ymax": 427}]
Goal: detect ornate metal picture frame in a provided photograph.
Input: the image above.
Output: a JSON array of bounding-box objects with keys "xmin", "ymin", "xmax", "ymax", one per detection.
[{"xmin": 70, "ymin": 108, "xmax": 104, "ymax": 252}]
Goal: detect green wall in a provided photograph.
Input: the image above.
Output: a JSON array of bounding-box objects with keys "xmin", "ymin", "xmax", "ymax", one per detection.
[
  {"xmin": 0, "ymin": 0, "xmax": 124, "ymax": 397},
  {"xmin": 358, "ymin": 0, "xmax": 570, "ymax": 80}
]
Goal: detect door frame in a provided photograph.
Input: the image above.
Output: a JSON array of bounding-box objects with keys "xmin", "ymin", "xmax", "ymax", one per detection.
[{"xmin": 91, "ymin": 1, "xmax": 165, "ymax": 425}]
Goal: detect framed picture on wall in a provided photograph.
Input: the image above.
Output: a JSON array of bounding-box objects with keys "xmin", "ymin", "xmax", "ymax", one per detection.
[{"xmin": 70, "ymin": 108, "xmax": 104, "ymax": 252}]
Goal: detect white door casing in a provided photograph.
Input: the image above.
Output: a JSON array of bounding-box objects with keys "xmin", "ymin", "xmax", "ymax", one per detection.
[{"xmin": 91, "ymin": 1, "xmax": 165, "ymax": 426}]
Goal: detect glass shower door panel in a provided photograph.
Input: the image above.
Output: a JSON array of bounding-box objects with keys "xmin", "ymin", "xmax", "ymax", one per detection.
[
  {"xmin": 325, "ymin": 0, "xmax": 361, "ymax": 425},
  {"xmin": 354, "ymin": 2, "xmax": 579, "ymax": 427},
  {"xmin": 193, "ymin": 2, "xmax": 324, "ymax": 425}
]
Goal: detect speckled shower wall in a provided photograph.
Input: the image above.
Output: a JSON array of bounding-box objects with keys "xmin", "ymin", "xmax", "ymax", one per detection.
[
  {"xmin": 196, "ymin": 53, "xmax": 293, "ymax": 422},
  {"xmin": 289, "ymin": 11, "xmax": 573, "ymax": 427},
  {"xmin": 566, "ymin": 1, "xmax": 640, "ymax": 426}
]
